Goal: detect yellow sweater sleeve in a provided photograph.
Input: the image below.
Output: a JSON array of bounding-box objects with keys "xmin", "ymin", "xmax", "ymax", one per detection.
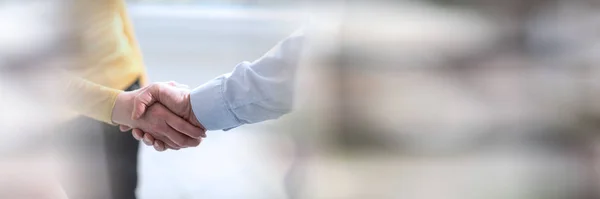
[{"xmin": 63, "ymin": 76, "xmax": 123, "ymax": 124}]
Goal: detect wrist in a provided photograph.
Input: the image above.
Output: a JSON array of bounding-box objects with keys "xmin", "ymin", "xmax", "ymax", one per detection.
[
  {"xmin": 186, "ymin": 92, "xmax": 204, "ymax": 129},
  {"xmin": 111, "ymin": 91, "xmax": 135, "ymax": 125}
]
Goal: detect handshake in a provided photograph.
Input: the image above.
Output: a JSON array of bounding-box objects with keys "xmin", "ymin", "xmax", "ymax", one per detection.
[
  {"xmin": 108, "ymin": 30, "xmax": 304, "ymax": 152},
  {"xmin": 111, "ymin": 81, "xmax": 206, "ymax": 152}
]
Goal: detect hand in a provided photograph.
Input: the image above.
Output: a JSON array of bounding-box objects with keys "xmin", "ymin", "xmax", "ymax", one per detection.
[
  {"xmin": 111, "ymin": 83, "xmax": 206, "ymax": 150},
  {"xmin": 120, "ymin": 82, "xmax": 206, "ymax": 151}
]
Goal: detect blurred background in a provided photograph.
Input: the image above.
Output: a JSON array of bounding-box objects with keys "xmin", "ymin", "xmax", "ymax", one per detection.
[{"xmin": 3, "ymin": 0, "xmax": 600, "ymax": 198}]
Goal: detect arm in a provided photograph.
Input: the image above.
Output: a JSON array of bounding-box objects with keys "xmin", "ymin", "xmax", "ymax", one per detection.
[
  {"xmin": 190, "ymin": 30, "xmax": 305, "ymax": 130},
  {"xmin": 59, "ymin": 74, "xmax": 205, "ymax": 149},
  {"xmin": 62, "ymin": 76, "xmax": 122, "ymax": 124},
  {"xmin": 128, "ymin": 30, "xmax": 306, "ymax": 150}
]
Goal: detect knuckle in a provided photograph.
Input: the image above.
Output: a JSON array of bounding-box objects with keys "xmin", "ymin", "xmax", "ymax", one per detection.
[
  {"xmin": 152, "ymin": 83, "xmax": 164, "ymax": 91},
  {"xmin": 143, "ymin": 133, "xmax": 153, "ymax": 140},
  {"xmin": 133, "ymin": 94, "xmax": 142, "ymax": 102},
  {"xmin": 149, "ymin": 82, "xmax": 160, "ymax": 88}
]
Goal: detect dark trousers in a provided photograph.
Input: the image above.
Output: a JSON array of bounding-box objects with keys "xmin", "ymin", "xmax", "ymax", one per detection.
[{"xmin": 57, "ymin": 81, "xmax": 140, "ymax": 199}]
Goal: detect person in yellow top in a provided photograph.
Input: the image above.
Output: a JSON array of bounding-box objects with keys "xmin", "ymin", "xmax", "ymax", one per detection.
[{"xmin": 58, "ymin": 1, "xmax": 204, "ymax": 199}]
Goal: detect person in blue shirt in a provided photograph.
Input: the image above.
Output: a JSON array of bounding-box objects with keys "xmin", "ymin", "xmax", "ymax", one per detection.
[{"xmin": 116, "ymin": 29, "xmax": 306, "ymax": 151}]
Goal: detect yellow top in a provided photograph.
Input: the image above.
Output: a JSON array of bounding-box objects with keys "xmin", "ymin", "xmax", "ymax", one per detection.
[{"xmin": 64, "ymin": 0, "xmax": 147, "ymax": 124}]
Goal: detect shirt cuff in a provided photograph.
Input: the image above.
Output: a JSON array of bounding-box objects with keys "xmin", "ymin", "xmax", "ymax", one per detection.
[
  {"xmin": 105, "ymin": 89, "xmax": 123, "ymax": 126},
  {"xmin": 190, "ymin": 77, "xmax": 242, "ymax": 131}
]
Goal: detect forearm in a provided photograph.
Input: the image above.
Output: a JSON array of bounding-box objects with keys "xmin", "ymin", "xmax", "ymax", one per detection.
[
  {"xmin": 190, "ymin": 30, "xmax": 305, "ymax": 131},
  {"xmin": 62, "ymin": 76, "xmax": 123, "ymax": 124}
]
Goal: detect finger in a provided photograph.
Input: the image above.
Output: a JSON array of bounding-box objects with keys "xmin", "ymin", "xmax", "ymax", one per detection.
[
  {"xmin": 132, "ymin": 129, "xmax": 144, "ymax": 141},
  {"xmin": 159, "ymin": 122, "xmax": 192, "ymax": 148},
  {"xmin": 165, "ymin": 114, "xmax": 206, "ymax": 140},
  {"xmin": 143, "ymin": 133, "xmax": 154, "ymax": 146},
  {"xmin": 201, "ymin": 129, "xmax": 207, "ymax": 138},
  {"xmin": 132, "ymin": 84, "xmax": 162, "ymax": 120},
  {"xmin": 120, "ymin": 125, "xmax": 132, "ymax": 132},
  {"xmin": 186, "ymin": 137, "xmax": 202, "ymax": 147},
  {"xmin": 148, "ymin": 134, "xmax": 176, "ymax": 151},
  {"xmin": 163, "ymin": 140, "xmax": 181, "ymax": 150},
  {"xmin": 153, "ymin": 141, "xmax": 166, "ymax": 152},
  {"xmin": 156, "ymin": 140, "xmax": 179, "ymax": 151},
  {"xmin": 151, "ymin": 133, "xmax": 182, "ymax": 150}
]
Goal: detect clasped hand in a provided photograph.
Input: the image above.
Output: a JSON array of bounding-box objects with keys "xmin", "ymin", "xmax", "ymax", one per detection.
[{"xmin": 111, "ymin": 82, "xmax": 205, "ymax": 152}]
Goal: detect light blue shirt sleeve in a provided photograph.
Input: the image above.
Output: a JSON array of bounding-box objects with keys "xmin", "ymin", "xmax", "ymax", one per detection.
[{"xmin": 189, "ymin": 30, "xmax": 305, "ymax": 131}]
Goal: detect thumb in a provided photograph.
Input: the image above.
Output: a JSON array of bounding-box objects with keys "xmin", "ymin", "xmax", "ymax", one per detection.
[{"xmin": 132, "ymin": 84, "xmax": 162, "ymax": 120}]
